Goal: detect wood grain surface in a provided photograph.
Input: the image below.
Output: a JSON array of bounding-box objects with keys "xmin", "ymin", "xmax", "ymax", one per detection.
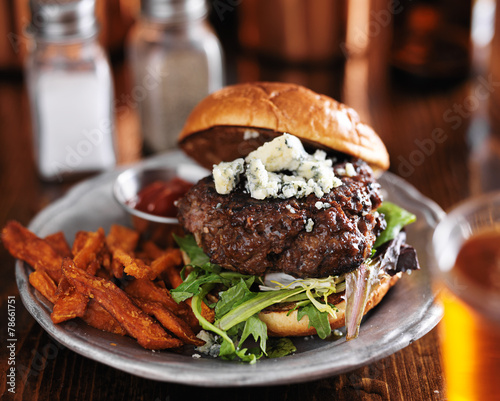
[{"xmin": 1, "ymin": 50, "xmax": 495, "ymax": 400}]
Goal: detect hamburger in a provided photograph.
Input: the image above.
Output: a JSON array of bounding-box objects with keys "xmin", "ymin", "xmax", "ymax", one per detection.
[{"xmin": 171, "ymin": 82, "xmax": 419, "ymax": 362}]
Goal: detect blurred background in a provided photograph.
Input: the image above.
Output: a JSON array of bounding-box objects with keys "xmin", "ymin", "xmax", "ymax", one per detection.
[{"xmin": 0, "ymin": 0, "xmax": 498, "ymax": 193}]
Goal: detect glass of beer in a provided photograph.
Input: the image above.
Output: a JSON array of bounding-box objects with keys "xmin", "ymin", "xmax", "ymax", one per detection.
[{"xmin": 432, "ymin": 191, "xmax": 500, "ymax": 401}]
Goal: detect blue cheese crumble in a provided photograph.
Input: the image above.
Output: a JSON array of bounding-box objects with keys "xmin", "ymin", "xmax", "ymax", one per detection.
[
  {"xmin": 336, "ymin": 162, "xmax": 357, "ymax": 177},
  {"xmin": 195, "ymin": 330, "xmax": 221, "ymax": 357},
  {"xmin": 305, "ymin": 218, "xmax": 314, "ymax": 232},
  {"xmin": 212, "ymin": 133, "xmax": 342, "ymax": 200},
  {"xmin": 213, "ymin": 158, "xmax": 245, "ymax": 194},
  {"xmin": 345, "ymin": 162, "xmax": 356, "ymax": 177},
  {"xmin": 315, "ymin": 201, "xmax": 331, "ymax": 210}
]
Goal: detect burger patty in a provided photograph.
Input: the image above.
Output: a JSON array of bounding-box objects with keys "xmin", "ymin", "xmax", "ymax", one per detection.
[{"xmin": 177, "ymin": 159, "xmax": 386, "ymax": 278}]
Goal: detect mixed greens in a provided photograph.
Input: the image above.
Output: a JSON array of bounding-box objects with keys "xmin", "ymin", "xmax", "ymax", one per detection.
[
  {"xmin": 171, "ymin": 201, "xmax": 417, "ymax": 363},
  {"xmin": 374, "ymin": 202, "xmax": 417, "ymax": 248}
]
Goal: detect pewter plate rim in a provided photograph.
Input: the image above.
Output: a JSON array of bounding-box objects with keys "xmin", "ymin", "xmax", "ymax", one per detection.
[{"xmin": 15, "ymin": 151, "xmax": 444, "ymax": 387}]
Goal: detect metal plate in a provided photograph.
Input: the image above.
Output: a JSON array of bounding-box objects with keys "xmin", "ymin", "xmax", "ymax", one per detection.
[{"xmin": 16, "ymin": 151, "xmax": 445, "ymax": 387}]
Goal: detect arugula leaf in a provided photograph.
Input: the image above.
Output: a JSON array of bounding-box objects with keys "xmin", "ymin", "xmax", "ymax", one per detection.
[
  {"xmin": 227, "ymin": 321, "xmax": 245, "ymax": 337},
  {"xmin": 239, "ymin": 315, "xmax": 268, "ymax": 356},
  {"xmin": 189, "ymin": 285, "xmax": 260, "ymax": 364},
  {"xmin": 234, "ymin": 347, "xmax": 260, "ymax": 364},
  {"xmin": 173, "ymin": 234, "xmax": 213, "ymax": 267},
  {"xmin": 297, "ymin": 303, "xmax": 331, "ymax": 339},
  {"xmin": 190, "ymin": 286, "xmax": 236, "ymax": 355},
  {"xmin": 171, "ymin": 269, "xmax": 257, "ymax": 304},
  {"xmin": 216, "ymin": 288, "xmax": 305, "ymax": 331},
  {"xmin": 170, "ymin": 270, "xmax": 219, "ymax": 302},
  {"xmin": 266, "ymin": 338, "xmax": 297, "ymax": 358},
  {"xmin": 215, "ymin": 279, "xmax": 256, "ymax": 319},
  {"xmin": 215, "ymin": 316, "xmax": 264, "ymax": 363},
  {"xmin": 170, "ymin": 290, "xmax": 196, "ymax": 303},
  {"xmin": 218, "ymin": 336, "xmax": 238, "ymax": 360},
  {"xmin": 374, "ymin": 202, "xmax": 416, "ymax": 248}
]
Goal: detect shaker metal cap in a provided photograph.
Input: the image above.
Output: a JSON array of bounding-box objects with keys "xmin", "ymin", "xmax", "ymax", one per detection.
[
  {"xmin": 140, "ymin": 0, "xmax": 208, "ymax": 22},
  {"xmin": 28, "ymin": 0, "xmax": 99, "ymax": 41}
]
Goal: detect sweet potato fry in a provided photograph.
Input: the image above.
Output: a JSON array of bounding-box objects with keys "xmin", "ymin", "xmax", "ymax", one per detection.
[
  {"xmin": 35, "ymin": 238, "xmax": 123, "ymax": 332},
  {"xmin": 29, "ymin": 270, "xmax": 58, "ymax": 303},
  {"xmin": 44, "ymin": 232, "xmax": 72, "ymax": 258},
  {"xmin": 141, "ymin": 240, "xmax": 164, "ymax": 260},
  {"xmin": 125, "ymin": 278, "xmax": 186, "ymax": 316},
  {"xmin": 125, "ymin": 278, "xmax": 200, "ymax": 329},
  {"xmin": 98, "ymin": 244, "xmax": 111, "ymax": 271},
  {"xmin": 73, "ymin": 228, "xmax": 105, "ymax": 271},
  {"xmin": 133, "ymin": 251, "xmax": 152, "ymax": 265},
  {"xmin": 113, "ymin": 249, "xmax": 155, "ymax": 280},
  {"xmin": 2, "ymin": 220, "xmax": 36, "ymax": 245},
  {"xmin": 62, "ymin": 258, "xmax": 182, "ymax": 349},
  {"xmin": 51, "ymin": 228, "xmax": 106, "ymax": 323},
  {"xmin": 52, "ymin": 272, "xmax": 90, "ymax": 324},
  {"xmin": 150, "ymin": 248, "xmax": 182, "ymax": 279},
  {"xmin": 82, "ymin": 299, "xmax": 127, "ymax": 336},
  {"xmin": 2, "ymin": 221, "xmax": 62, "ymax": 282},
  {"xmin": 133, "ymin": 298, "xmax": 204, "ymax": 346},
  {"xmin": 110, "ymin": 257, "xmax": 124, "ymax": 279},
  {"xmin": 106, "ymin": 224, "xmax": 139, "ymax": 254},
  {"xmin": 95, "ymin": 267, "xmax": 113, "ymax": 281},
  {"xmin": 72, "ymin": 231, "xmax": 89, "ymax": 255},
  {"xmin": 155, "ymin": 280, "xmax": 167, "ymax": 289},
  {"xmin": 44, "ymin": 230, "xmax": 99, "ymax": 324},
  {"xmin": 162, "ymin": 259, "xmax": 184, "ymax": 289},
  {"xmin": 200, "ymin": 301, "xmax": 216, "ymax": 323},
  {"xmin": 106, "ymin": 225, "xmax": 140, "ymax": 279},
  {"xmin": 51, "ymin": 287, "xmax": 88, "ymax": 324}
]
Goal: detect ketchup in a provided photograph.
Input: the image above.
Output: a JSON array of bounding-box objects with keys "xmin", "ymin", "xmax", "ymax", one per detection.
[{"xmin": 130, "ymin": 177, "xmax": 193, "ymax": 218}]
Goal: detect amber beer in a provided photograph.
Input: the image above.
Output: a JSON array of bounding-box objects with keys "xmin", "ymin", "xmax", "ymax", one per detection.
[{"xmin": 438, "ymin": 229, "xmax": 500, "ymax": 401}]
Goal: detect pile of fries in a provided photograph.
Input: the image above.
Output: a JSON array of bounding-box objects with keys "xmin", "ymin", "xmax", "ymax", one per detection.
[{"xmin": 1, "ymin": 221, "xmax": 214, "ymax": 350}]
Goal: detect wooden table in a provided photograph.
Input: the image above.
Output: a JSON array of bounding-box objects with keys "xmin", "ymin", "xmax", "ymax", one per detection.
[{"xmin": 1, "ymin": 51, "xmax": 497, "ymax": 400}]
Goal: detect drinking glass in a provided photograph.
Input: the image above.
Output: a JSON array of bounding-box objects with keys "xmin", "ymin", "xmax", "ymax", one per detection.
[{"xmin": 432, "ymin": 191, "xmax": 500, "ymax": 401}]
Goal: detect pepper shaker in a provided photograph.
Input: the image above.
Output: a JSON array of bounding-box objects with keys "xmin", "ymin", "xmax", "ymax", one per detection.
[
  {"xmin": 25, "ymin": 0, "xmax": 116, "ymax": 181},
  {"xmin": 127, "ymin": 0, "xmax": 224, "ymax": 153}
]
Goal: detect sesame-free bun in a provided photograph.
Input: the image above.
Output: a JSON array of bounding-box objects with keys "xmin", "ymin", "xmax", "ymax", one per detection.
[
  {"xmin": 179, "ymin": 82, "xmax": 389, "ymax": 171},
  {"xmin": 258, "ymin": 273, "xmax": 400, "ymax": 337}
]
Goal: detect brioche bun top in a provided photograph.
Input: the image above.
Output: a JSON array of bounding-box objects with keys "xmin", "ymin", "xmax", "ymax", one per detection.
[{"xmin": 178, "ymin": 82, "xmax": 389, "ymax": 171}]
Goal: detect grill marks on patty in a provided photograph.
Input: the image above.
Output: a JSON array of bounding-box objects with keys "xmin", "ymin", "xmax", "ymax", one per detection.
[{"xmin": 177, "ymin": 159, "xmax": 386, "ymax": 278}]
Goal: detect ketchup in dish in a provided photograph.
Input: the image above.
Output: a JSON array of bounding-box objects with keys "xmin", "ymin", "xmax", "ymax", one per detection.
[{"xmin": 129, "ymin": 178, "xmax": 193, "ymax": 218}]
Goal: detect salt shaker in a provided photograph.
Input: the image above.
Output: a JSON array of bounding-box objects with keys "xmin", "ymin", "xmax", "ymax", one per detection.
[
  {"xmin": 127, "ymin": 0, "xmax": 224, "ymax": 153},
  {"xmin": 25, "ymin": 0, "xmax": 116, "ymax": 181}
]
